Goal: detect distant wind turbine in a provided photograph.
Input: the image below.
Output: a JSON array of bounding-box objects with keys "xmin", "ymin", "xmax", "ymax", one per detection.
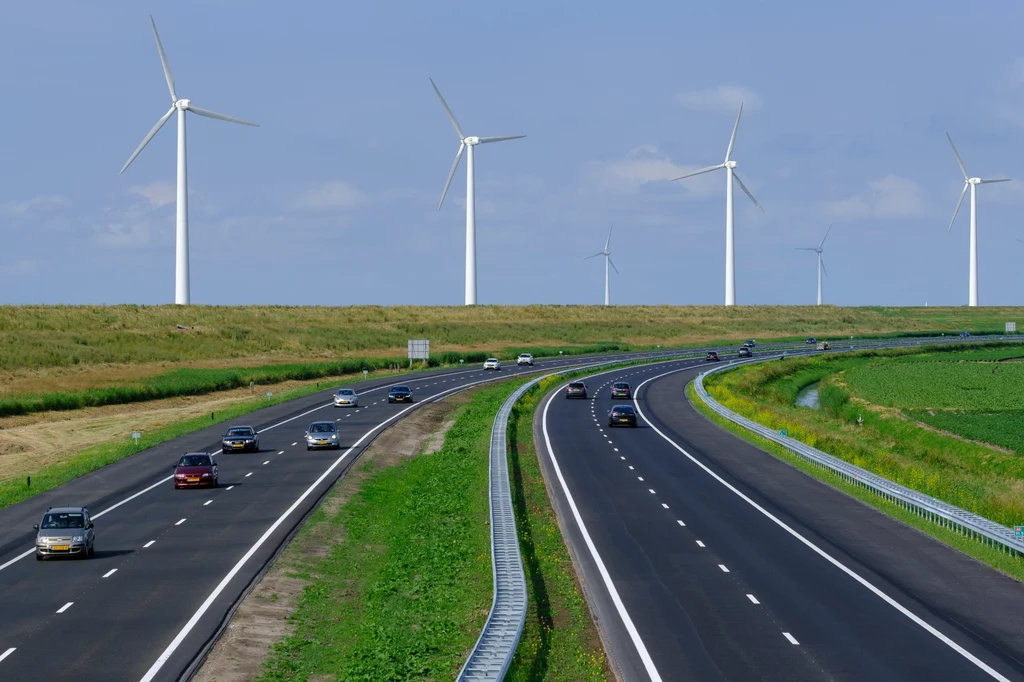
[
  {"xmin": 946, "ymin": 133, "xmax": 1010, "ymax": 307},
  {"xmin": 795, "ymin": 225, "xmax": 832, "ymax": 305},
  {"xmin": 431, "ymin": 78, "xmax": 525, "ymax": 305},
  {"xmin": 120, "ymin": 16, "xmax": 258, "ymax": 305},
  {"xmin": 672, "ymin": 103, "xmax": 764, "ymax": 306},
  {"xmin": 584, "ymin": 226, "xmax": 618, "ymax": 306}
]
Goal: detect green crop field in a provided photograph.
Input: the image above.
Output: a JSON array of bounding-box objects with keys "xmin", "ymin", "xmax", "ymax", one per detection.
[{"xmin": 842, "ymin": 358, "xmax": 1024, "ymax": 410}]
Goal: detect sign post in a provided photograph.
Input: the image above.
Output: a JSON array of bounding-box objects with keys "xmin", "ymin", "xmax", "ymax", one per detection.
[
  {"xmin": 1007, "ymin": 322, "xmax": 1016, "ymax": 334},
  {"xmin": 131, "ymin": 431, "xmax": 141, "ymax": 446},
  {"xmin": 408, "ymin": 339, "xmax": 430, "ymax": 368}
]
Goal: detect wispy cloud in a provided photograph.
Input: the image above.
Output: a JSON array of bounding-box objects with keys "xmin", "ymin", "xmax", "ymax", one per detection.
[
  {"xmin": 129, "ymin": 182, "xmax": 176, "ymax": 209},
  {"xmin": 295, "ymin": 181, "xmax": 368, "ymax": 210},
  {"xmin": 676, "ymin": 85, "xmax": 763, "ymax": 115},
  {"xmin": 0, "ymin": 194, "xmax": 70, "ymax": 216},
  {"xmin": 824, "ymin": 174, "xmax": 925, "ymax": 220},
  {"xmin": 585, "ymin": 145, "xmax": 720, "ymax": 197}
]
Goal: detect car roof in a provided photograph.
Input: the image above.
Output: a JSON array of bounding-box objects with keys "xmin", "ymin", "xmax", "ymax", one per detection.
[
  {"xmin": 519, "ymin": 353, "xmax": 531, "ymax": 356},
  {"xmin": 227, "ymin": 425, "xmax": 253, "ymax": 430},
  {"xmin": 44, "ymin": 506, "xmax": 87, "ymax": 514},
  {"xmin": 310, "ymin": 420, "xmax": 335, "ymax": 425},
  {"xmin": 180, "ymin": 451, "xmax": 211, "ymax": 457},
  {"xmin": 486, "ymin": 358, "xmax": 498, "ymax": 361},
  {"xmin": 614, "ymin": 382, "xmax": 630, "ymax": 386}
]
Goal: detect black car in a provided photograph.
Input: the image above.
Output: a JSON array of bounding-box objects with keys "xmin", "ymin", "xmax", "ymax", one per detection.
[
  {"xmin": 705, "ymin": 351, "xmax": 720, "ymax": 362},
  {"xmin": 221, "ymin": 425, "xmax": 259, "ymax": 453},
  {"xmin": 738, "ymin": 346, "xmax": 752, "ymax": 358},
  {"xmin": 805, "ymin": 337, "xmax": 816, "ymax": 344},
  {"xmin": 608, "ymin": 405, "xmax": 637, "ymax": 428},
  {"xmin": 610, "ymin": 382, "xmax": 632, "ymax": 399},
  {"xmin": 743, "ymin": 339, "xmax": 756, "ymax": 347},
  {"xmin": 566, "ymin": 382, "xmax": 588, "ymax": 399},
  {"xmin": 959, "ymin": 331, "xmax": 971, "ymax": 339},
  {"xmin": 388, "ymin": 385, "xmax": 414, "ymax": 403}
]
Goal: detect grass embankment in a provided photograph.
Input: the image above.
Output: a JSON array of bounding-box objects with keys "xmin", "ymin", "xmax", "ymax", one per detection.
[
  {"xmin": 1, "ymin": 304, "xmax": 1019, "ymax": 398},
  {"xmin": 701, "ymin": 344, "xmax": 1024, "ymax": 539}
]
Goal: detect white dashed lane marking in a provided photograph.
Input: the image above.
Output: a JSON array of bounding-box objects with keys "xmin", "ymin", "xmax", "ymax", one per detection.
[
  {"xmin": 783, "ymin": 632, "xmax": 800, "ymax": 645},
  {"xmin": 175, "ymin": 519, "xmax": 186, "ymax": 526},
  {"xmin": 719, "ymin": 564, "xmax": 730, "ymax": 573},
  {"xmin": 677, "ymin": 520, "xmax": 685, "ymax": 527},
  {"xmin": 203, "ymin": 500, "xmax": 212, "ymax": 506},
  {"xmin": 638, "ymin": 477, "xmax": 644, "ymax": 482},
  {"xmin": 103, "ymin": 568, "xmax": 118, "ymax": 578},
  {"xmin": 747, "ymin": 594, "xmax": 760, "ymax": 604},
  {"xmin": 245, "ymin": 473, "xmax": 253, "ymax": 477},
  {"xmin": 144, "ymin": 540, "xmax": 155, "ymax": 548},
  {"xmin": 277, "ymin": 451, "xmax": 284, "ymax": 455},
  {"xmin": 696, "ymin": 541, "xmax": 705, "ymax": 548},
  {"xmin": 661, "ymin": 503, "xmax": 669, "ymax": 509},
  {"xmin": 648, "ymin": 489, "xmax": 656, "ymax": 494},
  {"xmin": 56, "ymin": 602, "xmax": 73, "ymax": 613},
  {"xmin": 263, "ymin": 461, "xmax": 269, "ymax": 465},
  {"xmin": 226, "ymin": 486, "xmax": 234, "ymax": 491},
  {"xmin": 291, "ymin": 442, "xmax": 297, "ymax": 447}
]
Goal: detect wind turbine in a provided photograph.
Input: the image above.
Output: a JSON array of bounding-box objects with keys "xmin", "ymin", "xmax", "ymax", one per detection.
[
  {"xmin": 584, "ymin": 226, "xmax": 618, "ymax": 306},
  {"xmin": 795, "ymin": 225, "xmax": 832, "ymax": 305},
  {"xmin": 120, "ymin": 16, "xmax": 258, "ymax": 305},
  {"xmin": 946, "ymin": 133, "xmax": 1010, "ymax": 307},
  {"xmin": 431, "ymin": 78, "xmax": 525, "ymax": 305},
  {"xmin": 672, "ymin": 103, "xmax": 764, "ymax": 306}
]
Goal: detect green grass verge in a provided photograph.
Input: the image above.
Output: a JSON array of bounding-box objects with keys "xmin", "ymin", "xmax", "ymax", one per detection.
[
  {"xmin": 258, "ymin": 381, "xmax": 517, "ymax": 680},
  {"xmin": 686, "ymin": 382, "xmax": 1024, "ymax": 583},
  {"xmin": 0, "ymin": 372, "xmax": 406, "ymax": 511},
  {"xmin": 505, "ymin": 377, "xmax": 609, "ymax": 681}
]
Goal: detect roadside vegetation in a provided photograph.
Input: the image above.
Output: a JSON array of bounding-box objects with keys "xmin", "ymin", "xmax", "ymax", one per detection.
[
  {"xmin": 1, "ymin": 304, "xmax": 1018, "ymax": 403},
  {"xmin": 702, "ymin": 344, "xmax": 1024, "ymax": 530}
]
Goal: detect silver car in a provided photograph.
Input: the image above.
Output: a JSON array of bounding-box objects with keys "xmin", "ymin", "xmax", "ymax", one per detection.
[
  {"xmin": 517, "ymin": 353, "xmax": 534, "ymax": 366},
  {"xmin": 333, "ymin": 388, "xmax": 359, "ymax": 407},
  {"xmin": 306, "ymin": 420, "xmax": 341, "ymax": 450},
  {"xmin": 34, "ymin": 506, "xmax": 95, "ymax": 560},
  {"xmin": 484, "ymin": 358, "xmax": 502, "ymax": 370}
]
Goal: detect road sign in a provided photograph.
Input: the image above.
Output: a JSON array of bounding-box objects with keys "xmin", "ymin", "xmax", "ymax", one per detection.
[
  {"xmin": 363, "ymin": 369, "xmax": 369, "ymax": 377},
  {"xmin": 1015, "ymin": 526, "xmax": 1024, "ymax": 537},
  {"xmin": 408, "ymin": 339, "xmax": 430, "ymax": 360},
  {"xmin": 265, "ymin": 391, "xmax": 273, "ymax": 398},
  {"xmin": 780, "ymin": 429, "xmax": 788, "ymax": 437},
  {"xmin": 131, "ymin": 431, "xmax": 141, "ymax": 445},
  {"xmin": 1007, "ymin": 322, "xmax": 1016, "ymax": 333}
]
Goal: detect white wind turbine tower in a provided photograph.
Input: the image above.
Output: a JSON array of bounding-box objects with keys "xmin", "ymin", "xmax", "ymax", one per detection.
[
  {"xmin": 431, "ymin": 78, "xmax": 525, "ymax": 305},
  {"xmin": 584, "ymin": 226, "xmax": 619, "ymax": 306},
  {"xmin": 946, "ymin": 133, "xmax": 1010, "ymax": 307},
  {"xmin": 672, "ymin": 103, "xmax": 764, "ymax": 306},
  {"xmin": 795, "ymin": 225, "xmax": 831, "ymax": 305},
  {"xmin": 120, "ymin": 16, "xmax": 258, "ymax": 305}
]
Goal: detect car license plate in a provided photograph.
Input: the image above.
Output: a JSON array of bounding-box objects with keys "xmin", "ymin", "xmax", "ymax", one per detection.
[
  {"xmin": 187, "ymin": 477, "xmax": 200, "ymax": 482},
  {"xmin": 318, "ymin": 440, "xmax": 328, "ymax": 445},
  {"xmin": 619, "ymin": 418, "xmax": 630, "ymax": 422},
  {"xmin": 340, "ymin": 400, "xmax": 349, "ymax": 404},
  {"xmin": 233, "ymin": 443, "xmax": 244, "ymax": 448},
  {"xmin": 51, "ymin": 545, "xmax": 69, "ymax": 551}
]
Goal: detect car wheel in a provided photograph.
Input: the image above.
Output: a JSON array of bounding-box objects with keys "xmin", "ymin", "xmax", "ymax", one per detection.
[
  {"xmin": 35, "ymin": 553, "xmax": 42, "ymax": 561},
  {"xmin": 80, "ymin": 547, "xmax": 89, "ymax": 560},
  {"xmin": 306, "ymin": 446, "xmax": 312, "ymax": 451}
]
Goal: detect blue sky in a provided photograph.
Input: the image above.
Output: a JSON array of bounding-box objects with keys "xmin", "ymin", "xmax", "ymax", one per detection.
[{"xmin": 3, "ymin": 1, "xmax": 1024, "ymax": 307}]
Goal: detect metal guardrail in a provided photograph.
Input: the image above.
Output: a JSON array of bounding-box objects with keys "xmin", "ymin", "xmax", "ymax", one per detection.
[{"xmin": 694, "ymin": 347, "xmax": 1024, "ymax": 558}]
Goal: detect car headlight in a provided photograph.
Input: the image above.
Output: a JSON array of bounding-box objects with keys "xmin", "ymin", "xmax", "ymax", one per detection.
[
  {"xmin": 330, "ymin": 434, "xmax": 338, "ymax": 439},
  {"xmin": 201, "ymin": 473, "xmax": 210, "ymax": 478},
  {"xmin": 245, "ymin": 439, "xmax": 253, "ymax": 443},
  {"xmin": 37, "ymin": 537, "xmax": 47, "ymax": 544},
  {"xmin": 175, "ymin": 474, "xmax": 186, "ymax": 479},
  {"xmin": 72, "ymin": 535, "xmax": 84, "ymax": 543}
]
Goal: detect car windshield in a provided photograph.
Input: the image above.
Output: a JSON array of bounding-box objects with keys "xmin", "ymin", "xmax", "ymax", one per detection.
[
  {"xmin": 40, "ymin": 512, "xmax": 84, "ymax": 529},
  {"xmin": 614, "ymin": 383, "xmax": 629, "ymax": 388},
  {"xmin": 612, "ymin": 406, "xmax": 635, "ymax": 414},
  {"xmin": 569, "ymin": 383, "xmax": 584, "ymax": 388},
  {"xmin": 310, "ymin": 423, "xmax": 336, "ymax": 433},
  {"xmin": 178, "ymin": 455, "xmax": 211, "ymax": 467},
  {"xmin": 392, "ymin": 386, "xmax": 410, "ymax": 392},
  {"xmin": 227, "ymin": 428, "xmax": 252, "ymax": 437},
  {"xmin": 338, "ymin": 389, "xmax": 355, "ymax": 395},
  {"xmin": 519, "ymin": 355, "xmax": 530, "ymax": 358}
]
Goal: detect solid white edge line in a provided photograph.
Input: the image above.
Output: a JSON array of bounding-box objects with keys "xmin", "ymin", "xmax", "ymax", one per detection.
[
  {"xmin": 138, "ymin": 371, "xmax": 522, "ymax": 682},
  {"xmin": 0, "ymin": 647, "xmax": 15, "ymax": 662},
  {"xmin": 542, "ymin": 385, "xmax": 664, "ymax": 682},
  {"xmin": 56, "ymin": 602, "xmax": 73, "ymax": 613},
  {"xmin": 632, "ymin": 367, "xmax": 1011, "ymax": 682},
  {"xmin": 103, "ymin": 568, "xmax": 118, "ymax": 578},
  {"xmin": 783, "ymin": 632, "xmax": 800, "ymax": 645}
]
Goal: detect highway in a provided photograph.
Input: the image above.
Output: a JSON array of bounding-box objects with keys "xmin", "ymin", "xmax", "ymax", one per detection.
[
  {"xmin": 0, "ymin": 348, "xmax": 689, "ymax": 682},
  {"xmin": 538, "ymin": 358, "xmax": 1024, "ymax": 681}
]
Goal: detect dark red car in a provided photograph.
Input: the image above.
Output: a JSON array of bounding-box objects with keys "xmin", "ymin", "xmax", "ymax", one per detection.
[{"xmin": 172, "ymin": 453, "xmax": 219, "ymax": 489}]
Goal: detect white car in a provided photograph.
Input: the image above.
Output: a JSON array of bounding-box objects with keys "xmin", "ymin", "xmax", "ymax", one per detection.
[
  {"xmin": 333, "ymin": 388, "xmax": 359, "ymax": 407},
  {"xmin": 517, "ymin": 353, "xmax": 534, "ymax": 366},
  {"xmin": 484, "ymin": 358, "xmax": 502, "ymax": 370}
]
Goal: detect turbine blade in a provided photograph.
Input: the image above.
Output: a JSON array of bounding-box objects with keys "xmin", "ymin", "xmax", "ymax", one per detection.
[
  {"xmin": 1018, "ymin": 239, "xmax": 1024, "ymax": 245},
  {"xmin": 477, "ymin": 135, "xmax": 526, "ymax": 144},
  {"xmin": 733, "ymin": 172, "xmax": 765, "ymax": 213},
  {"xmin": 605, "ymin": 225, "xmax": 613, "ymax": 250},
  {"xmin": 584, "ymin": 252, "xmax": 604, "ymax": 260},
  {"xmin": 948, "ymin": 183, "xmax": 968, "ymax": 232},
  {"xmin": 120, "ymin": 105, "xmax": 176, "ymax": 174},
  {"xmin": 795, "ymin": 247, "xmax": 818, "ymax": 251},
  {"xmin": 725, "ymin": 102, "xmax": 743, "ymax": 162},
  {"xmin": 671, "ymin": 164, "xmax": 725, "ymax": 182},
  {"xmin": 187, "ymin": 105, "xmax": 259, "ymax": 127},
  {"xmin": 947, "ymin": 133, "xmax": 968, "ymax": 179},
  {"xmin": 438, "ymin": 142, "xmax": 465, "ymax": 210},
  {"xmin": 429, "ymin": 78, "xmax": 464, "ymax": 140},
  {"xmin": 980, "ymin": 178, "xmax": 1011, "ymax": 184},
  {"xmin": 150, "ymin": 16, "xmax": 177, "ymax": 102},
  {"xmin": 608, "ymin": 256, "xmax": 620, "ymax": 275},
  {"xmin": 819, "ymin": 223, "xmax": 832, "ymax": 249},
  {"xmin": 820, "ymin": 258, "xmax": 828, "ymax": 278}
]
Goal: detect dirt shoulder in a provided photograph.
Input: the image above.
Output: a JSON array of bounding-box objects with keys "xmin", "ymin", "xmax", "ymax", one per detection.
[{"xmin": 192, "ymin": 390, "xmax": 471, "ymax": 682}]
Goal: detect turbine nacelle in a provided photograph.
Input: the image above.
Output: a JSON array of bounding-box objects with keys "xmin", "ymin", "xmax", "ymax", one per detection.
[
  {"xmin": 725, "ymin": 160, "xmax": 738, "ymax": 169},
  {"xmin": 967, "ymin": 177, "xmax": 982, "ymax": 185},
  {"xmin": 174, "ymin": 98, "xmax": 192, "ymax": 111},
  {"xmin": 463, "ymin": 136, "xmax": 481, "ymax": 145}
]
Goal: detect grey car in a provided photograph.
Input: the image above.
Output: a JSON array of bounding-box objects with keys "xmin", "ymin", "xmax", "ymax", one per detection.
[
  {"xmin": 222, "ymin": 425, "xmax": 259, "ymax": 453},
  {"xmin": 306, "ymin": 420, "xmax": 341, "ymax": 450},
  {"xmin": 34, "ymin": 506, "xmax": 95, "ymax": 560},
  {"xmin": 334, "ymin": 388, "xmax": 359, "ymax": 407}
]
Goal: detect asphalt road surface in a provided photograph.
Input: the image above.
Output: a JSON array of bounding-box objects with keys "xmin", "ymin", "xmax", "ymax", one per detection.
[{"xmin": 538, "ymin": 359, "xmax": 1024, "ymax": 682}]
